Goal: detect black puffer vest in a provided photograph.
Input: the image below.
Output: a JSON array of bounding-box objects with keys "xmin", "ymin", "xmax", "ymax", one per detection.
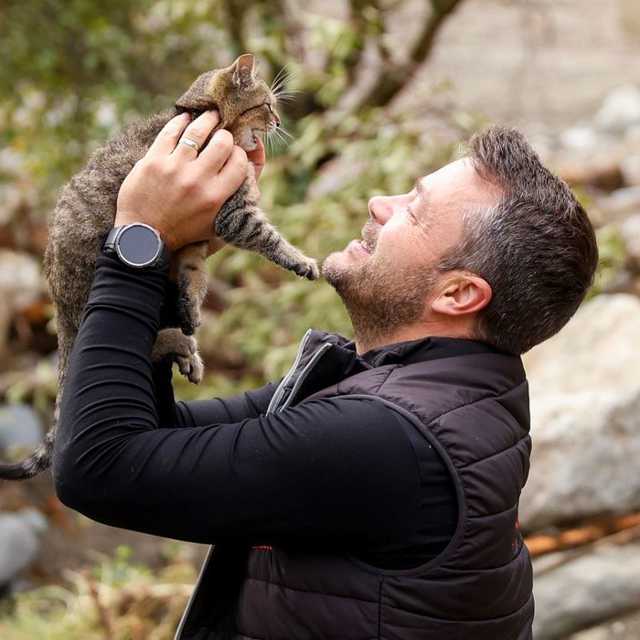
[{"xmin": 175, "ymin": 330, "xmax": 534, "ymax": 640}]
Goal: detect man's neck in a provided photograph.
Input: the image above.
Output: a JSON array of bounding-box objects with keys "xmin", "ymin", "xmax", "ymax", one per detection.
[{"xmin": 354, "ymin": 318, "xmax": 475, "ymax": 355}]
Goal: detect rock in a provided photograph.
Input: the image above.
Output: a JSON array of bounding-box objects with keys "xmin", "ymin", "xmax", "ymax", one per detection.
[
  {"xmin": 619, "ymin": 214, "xmax": 640, "ymax": 265},
  {"xmin": 596, "ymin": 185, "xmax": 640, "ymax": 222},
  {"xmin": 560, "ymin": 126, "xmax": 599, "ymax": 151},
  {"xmin": 0, "ymin": 508, "xmax": 48, "ymax": 589},
  {"xmin": 521, "ymin": 294, "xmax": 640, "ymax": 530},
  {"xmin": 533, "ymin": 543, "xmax": 640, "ymax": 640},
  {"xmin": 560, "ymin": 156, "xmax": 625, "ymax": 192},
  {"xmin": 620, "ymin": 154, "xmax": 640, "ymax": 187},
  {"xmin": 595, "ymin": 84, "xmax": 640, "ymax": 133},
  {"xmin": 569, "ymin": 608, "xmax": 640, "ymax": 640},
  {"xmin": 0, "ymin": 404, "xmax": 44, "ymax": 455}
]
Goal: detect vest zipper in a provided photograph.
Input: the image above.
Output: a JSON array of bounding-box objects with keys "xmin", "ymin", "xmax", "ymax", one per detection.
[
  {"xmin": 266, "ymin": 328, "xmax": 313, "ymax": 415},
  {"xmin": 176, "ymin": 329, "xmax": 317, "ymax": 638},
  {"xmin": 279, "ymin": 343, "xmax": 332, "ymax": 412},
  {"xmin": 173, "ymin": 545, "xmax": 214, "ymax": 640}
]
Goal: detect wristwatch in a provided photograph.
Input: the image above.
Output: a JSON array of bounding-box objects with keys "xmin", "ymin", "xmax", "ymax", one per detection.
[{"xmin": 102, "ymin": 222, "xmax": 171, "ymax": 269}]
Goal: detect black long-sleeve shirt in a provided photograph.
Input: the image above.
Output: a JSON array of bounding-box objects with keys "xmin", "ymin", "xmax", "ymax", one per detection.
[{"xmin": 53, "ymin": 252, "xmax": 458, "ymax": 569}]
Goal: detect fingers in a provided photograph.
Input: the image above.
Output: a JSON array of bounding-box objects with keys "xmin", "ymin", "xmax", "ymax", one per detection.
[
  {"xmin": 172, "ymin": 110, "xmax": 221, "ymax": 160},
  {"xmin": 213, "ymin": 146, "xmax": 248, "ymax": 203},
  {"xmin": 147, "ymin": 112, "xmax": 191, "ymax": 158},
  {"xmin": 198, "ymin": 128, "xmax": 235, "ymax": 173}
]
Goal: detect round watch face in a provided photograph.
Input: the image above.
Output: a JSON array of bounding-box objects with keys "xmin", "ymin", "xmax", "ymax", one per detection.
[{"xmin": 116, "ymin": 224, "xmax": 162, "ymax": 267}]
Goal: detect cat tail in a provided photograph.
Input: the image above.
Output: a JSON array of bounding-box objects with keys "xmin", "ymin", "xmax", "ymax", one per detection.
[{"xmin": 0, "ymin": 429, "xmax": 55, "ymax": 481}]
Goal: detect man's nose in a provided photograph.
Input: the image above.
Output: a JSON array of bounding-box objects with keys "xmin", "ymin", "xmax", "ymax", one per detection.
[{"xmin": 368, "ymin": 195, "xmax": 393, "ymax": 225}]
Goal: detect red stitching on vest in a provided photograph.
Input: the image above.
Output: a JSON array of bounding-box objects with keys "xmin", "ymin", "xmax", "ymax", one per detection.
[{"xmin": 251, "ymin": 544, "xmax": 273, "ymax": 551}]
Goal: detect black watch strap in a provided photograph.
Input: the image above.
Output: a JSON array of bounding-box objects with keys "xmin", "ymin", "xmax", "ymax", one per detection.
[{"xmin": 102, "ymin": 223, "xmax": 171, "ymax": 269}]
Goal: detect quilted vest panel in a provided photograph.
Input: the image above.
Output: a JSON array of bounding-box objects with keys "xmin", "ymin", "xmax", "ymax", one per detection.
[{"xmin": 175, "ymin": 330, "xmax": 534, "ymax": 640}]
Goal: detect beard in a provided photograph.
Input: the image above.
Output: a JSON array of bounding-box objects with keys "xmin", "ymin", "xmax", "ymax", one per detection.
[{"xmin": 321, "ymin": 245, "xmax": 438, "ymax": 349}]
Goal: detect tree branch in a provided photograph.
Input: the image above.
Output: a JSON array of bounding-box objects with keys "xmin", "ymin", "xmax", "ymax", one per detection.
[
  {"xmin": 350, "ymin": 0, "xmax": 464, "ymax": 112},
  {"xmin": 342, "ymin": 0, "xmax": 371, "ymax": 88},
  {"xmin": 221, "ymin": 0, "xmax": 249, "ymax": 57}
]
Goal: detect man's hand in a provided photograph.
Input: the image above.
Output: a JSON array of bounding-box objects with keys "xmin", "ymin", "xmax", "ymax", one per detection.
[{"xmin": 115, "ymin": 110, "xmax": 248, "ymax": 252}]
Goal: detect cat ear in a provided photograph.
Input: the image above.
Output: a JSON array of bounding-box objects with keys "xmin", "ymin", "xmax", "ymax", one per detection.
[
  {"xmin": 175, "ymin": 71, "xmax": 217, "ymax": 111},
  {"xmin": 232, "ymin": 53, "xmax": 256, "ymax": 89}
]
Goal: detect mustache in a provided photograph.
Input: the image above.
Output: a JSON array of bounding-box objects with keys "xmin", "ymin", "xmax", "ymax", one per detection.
[{"xmin": 361, "ymin": 220, "xmax": 379, "ymax": 251}]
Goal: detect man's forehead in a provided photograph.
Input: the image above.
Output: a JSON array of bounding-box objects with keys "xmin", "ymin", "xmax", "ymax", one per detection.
[
  {"xmin": 416, "ymin": 157, "xmax": 500, "ymax": 207},
  {"xmin": 418, "ymin": 157, "xmax": 472, "ymax": 188}
]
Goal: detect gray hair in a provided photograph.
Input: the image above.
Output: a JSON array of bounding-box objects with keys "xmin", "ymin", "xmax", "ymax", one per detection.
[{"xmin": 437, "ymin": 126, "xmax": 599, "ymax": 355}]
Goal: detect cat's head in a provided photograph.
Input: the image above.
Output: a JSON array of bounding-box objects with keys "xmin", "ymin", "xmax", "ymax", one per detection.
[{"xmin": 175, "ymin": 53, "xmax": 281, "ymax": 152}]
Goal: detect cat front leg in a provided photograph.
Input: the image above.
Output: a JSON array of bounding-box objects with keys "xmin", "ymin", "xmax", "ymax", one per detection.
[
  {"xmin": 255, "ymin": 220, "xmax": 320, "ymax": 279},
  {"xmin": 152, "ymin": 328, "xmax": 204, "ymax": 384},
  {"xmin": 215, "ymin": 176, "xmax": 320, "ymax": 280}
]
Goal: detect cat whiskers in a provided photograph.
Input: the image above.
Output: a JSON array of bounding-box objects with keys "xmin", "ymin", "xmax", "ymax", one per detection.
[
  {"xmin": 266, "ymin": 123, "xmax": 294, "ymax": 152},
  {"xmin": 273, "ymin": 90, "xmax": 299, "ymax": 103},
  {"xmin": 270, "ymin": 63, "xmax": 290, "ymax": 90},
  {"xmin": 271, "ymin": 65, "xmax": 299, "ymax": 99}
]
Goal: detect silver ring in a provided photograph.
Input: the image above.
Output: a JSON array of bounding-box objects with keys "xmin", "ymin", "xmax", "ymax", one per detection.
[{"xmin": 179, "ymin": 137, "xmax": 200, "ymax": 152}]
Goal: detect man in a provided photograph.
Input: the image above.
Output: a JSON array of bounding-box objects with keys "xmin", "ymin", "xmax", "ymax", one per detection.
[{"xmin": 53, "ymin": 110, "xmax": 598, "ymax": 640}]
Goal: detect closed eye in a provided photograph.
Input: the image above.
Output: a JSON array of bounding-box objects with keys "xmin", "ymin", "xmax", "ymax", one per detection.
[
  {"xmin": 405, "ymin": 206, "xmax": 418, "ymax": 222},
  {"xmin": 239, "ymin": 102, "xmax": 270, "ymax": 117}
]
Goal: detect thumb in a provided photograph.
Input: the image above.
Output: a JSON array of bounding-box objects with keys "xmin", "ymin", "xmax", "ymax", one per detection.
[{"xmin": 246, "ymin": 135, "xmax": 265, "ymax": 180}]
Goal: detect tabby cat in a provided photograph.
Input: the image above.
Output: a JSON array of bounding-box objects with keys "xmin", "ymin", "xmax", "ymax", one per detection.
[{"xmin": 0, "ymin": 53, "xmax": 319, "ymax": 481}]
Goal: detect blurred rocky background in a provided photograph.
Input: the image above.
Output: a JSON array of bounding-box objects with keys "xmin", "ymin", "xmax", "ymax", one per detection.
[{"xmin": 1, "ymin": 0, "xmax": 639, "ymax": 637}]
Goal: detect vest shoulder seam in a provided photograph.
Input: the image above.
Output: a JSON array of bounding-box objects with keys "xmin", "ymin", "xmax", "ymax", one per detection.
[
  {"xmin": 374, "ymin": 364, "xmax": 400, "ymax": 395},
  {"xmin": 426, "ymin": 379, "xmax": 528, "ymax": 425},
  {"xmin": 458, "ymin": 434, "xmax": 531, "ymax": 471}
]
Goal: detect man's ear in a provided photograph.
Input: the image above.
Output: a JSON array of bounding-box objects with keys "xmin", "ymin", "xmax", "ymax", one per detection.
[
  {"xmin": 175, "ymin": 70, "xmax": 217, "ymax": 111},
  {"xmin": 231, "ymin": 53, "xmax": 256, "ymax": 88},
  {"xmin": 430, "ymin": 274, "xmax": 492, "ymax": 317}
]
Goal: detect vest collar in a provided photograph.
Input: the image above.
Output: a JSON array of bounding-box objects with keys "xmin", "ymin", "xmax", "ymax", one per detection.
[
  {"xmin": 307, "ymin": 329, "xmax": 503, "ymax": 369},
  {"xmin": 268, "ymin": 329, "xmax": 510, "ymax": 414}
]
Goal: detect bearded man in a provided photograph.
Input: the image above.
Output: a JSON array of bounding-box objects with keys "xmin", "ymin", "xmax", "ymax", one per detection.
[{"xmin": 53, "ymin": 109, "xmax": 598, "ymax": 640}]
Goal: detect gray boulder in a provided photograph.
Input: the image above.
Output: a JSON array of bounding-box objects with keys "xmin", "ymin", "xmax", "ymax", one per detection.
[
  {"xmin": 0, "ymin": 508, "xmax": 48, "ymax": 590},
  {"xmin": 521, "ymin": 294, "xmax": 640, "ymax": 530},
  {"xmin": 0, "ymin": 404, "xmax": 44, "ymax": 456},
  {"xmin": 569, "ymin": 608, "xmax": 640, "ymax": 639},
  {"xmin": 598, "ymin": 185, "xmax": 640, "ymax": 223},
  {"xmin": 619, "ymin": 214, "xmax": 640, "ymax": 264},
  {"xmin": 595, "ymin": 85, "xmax": 640, "ymax": 133},
  {"xmin": 620, "ymin": 154, "xmax": 640, "ymax": 187},
  {"xmin": 533, "ymin": 543, "xmax": 640, "ymax": 640}
]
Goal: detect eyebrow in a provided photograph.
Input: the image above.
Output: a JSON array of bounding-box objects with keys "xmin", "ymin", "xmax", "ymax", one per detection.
[{"xmin": 410, "ymin": 179, "xmax": 430, "ymax": 229}]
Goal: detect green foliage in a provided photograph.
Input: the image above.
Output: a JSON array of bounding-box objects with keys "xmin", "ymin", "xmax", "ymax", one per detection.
[
  {"xmin": 1, "ymin": 0, "xmax": 474, "ymax": 398},
  {"xmin": 588, "ymin": 224, "xmax": 628, "ymax": 298},
  {"xmin": 0, "ymin": 546, "xmax": 195, "ymax": 640}
]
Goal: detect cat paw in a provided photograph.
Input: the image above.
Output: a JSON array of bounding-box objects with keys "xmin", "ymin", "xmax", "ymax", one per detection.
[
  {"xmin": 294, "ymin": 259, "xmax": 320, "ymax": 281},
  {"xmin": 152, "ymin": 329, "xmax": 204, "ymax": 384},
  {"xmin": 177, "ymin": 348, "xmax": 204, "ymax": 384}
]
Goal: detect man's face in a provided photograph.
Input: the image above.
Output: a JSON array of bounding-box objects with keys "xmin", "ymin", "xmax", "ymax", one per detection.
[{"xmin": 322, "ymin": 157, "xmax": 499, "ymax": 343}]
